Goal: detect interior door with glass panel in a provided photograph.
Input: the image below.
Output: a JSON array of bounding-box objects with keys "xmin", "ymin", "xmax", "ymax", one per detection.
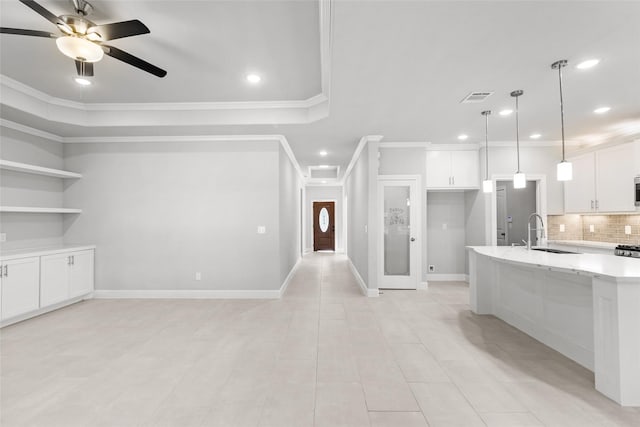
[{"xmin": 378, "ymin": 177, "xmax": 420, "ymax": 289}]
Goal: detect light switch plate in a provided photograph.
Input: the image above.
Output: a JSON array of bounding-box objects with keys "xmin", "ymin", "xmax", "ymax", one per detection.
[
  {"xmin": 559, "ymin": 224, "xmax": 565, "ymax": 232},
  {"xmin": 257, "ymin": 226, "xmax": 266, "ymax": 234},
  {"xmin": 442, "ymin": 223, "xmax": 447, "ymax": 230},
  {"xmin": 625, "ymin": 225, "xmax": 632, "ymax": 235},
  {"xmin": 0, "ymin": 233, "xmax": 6, "ymax": 242},
  {"xmin": 195, "ymin": 272, "xmax": 201, "ymax": 281},
  {"xmin": 589, "ymin": 224, "xmax": 595, "ymax": 233}
]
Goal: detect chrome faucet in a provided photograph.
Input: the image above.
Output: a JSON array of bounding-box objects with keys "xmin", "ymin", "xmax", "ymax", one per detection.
[{"xmin": 527, "ymin": 213, "xmax": 545, "ymax": 250}]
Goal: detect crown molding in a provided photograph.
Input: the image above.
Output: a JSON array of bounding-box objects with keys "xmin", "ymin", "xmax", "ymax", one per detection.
[
  {"xmin": 0, "ymin": 119, "xmax": 64, "ymax": 142},
  {"xmin": 341, "ymin": 135, "xmax": 383, "ymax": 185}
]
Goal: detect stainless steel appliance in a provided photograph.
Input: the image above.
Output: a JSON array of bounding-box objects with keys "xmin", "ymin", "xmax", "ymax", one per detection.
[
  {"xmin": 614, "ymin": 245, "xmax": 640, "ymax": 258},
  {"xmin": 635, "ymin": 176, "xmax": 640, "ymax": 208}
]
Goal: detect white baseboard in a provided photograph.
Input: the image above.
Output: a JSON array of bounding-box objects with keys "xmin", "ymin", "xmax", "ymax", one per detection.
[
  {"xmin": 426, "ymin": 274, "xmax": 469, "ymax": 282},
  {"xmin": 347, "ymin": 258, "xmax": 378, "ymax": 297},
  {"xmin": 93, "ymin": 289, "xmax": 281, "ymax": 299},
  {"xmin": 279, "ymin": 257, "xmax": 302, "ymax": 297}
]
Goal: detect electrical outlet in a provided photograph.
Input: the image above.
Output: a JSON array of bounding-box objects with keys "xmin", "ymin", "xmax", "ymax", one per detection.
[
  {"xmin": 195, "ymin": 272, "xmax": 201, "ymax": 281},
  {"xmin": 428, "ymin": 265, "xmax": 435, "ymax": 272},
  {"xmin": 559, "ymin": 224, "xmax": 565, "ymax": 233},
  {"xmin": 257, "ymin": 226, "xmax": 266, "ymax": 234},
  {"xmin": 589, "ymin": 224, "xmax": 595, "ymax": 233},
  {"xmin": 0, "ymin": 233, "xmax": 6, "ymax": 242},
  {"xmin": 625, "ymin": 225, "xmax": 632, "ymax": 235},
  {"xmin": 442, "ymin": 223, "xmax": 447, "ymax": 230}
]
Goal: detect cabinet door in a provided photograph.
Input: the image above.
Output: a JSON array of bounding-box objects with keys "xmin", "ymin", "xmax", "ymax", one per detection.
[
  {"xmin": 451, "ymin": 151, "xmax": 479, "ymax": 188},
  {"xmin": 1, "ymin": 257, "xmax": 40, "ymax": 320},
  {"xmin": 40, "ymin": 253, "xmax": 70, "ymax": 307},
  {"xmin": 69, "ymin": 250, "xmax": 94, "ymax": 298},
  {"xmin": 425, "ymin": 151, "xmax": 452, "ymax": 188},
  {"xmin": 564, "ymin": 153, "xmax": 596, "ymax": 213},
  {"xmin": 596, "ymin": 143, "xmax": 637, "ymax": 212}
]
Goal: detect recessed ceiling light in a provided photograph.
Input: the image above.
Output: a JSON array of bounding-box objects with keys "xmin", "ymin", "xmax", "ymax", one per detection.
[
  {"xmin": 319, "ymin": 165, "xmax": 329, "ymax": 169},
  {"xmin": 594, "ymin": 106, "xmax": 611, "ymax": 114},
  {"xmin": 458, "ymin": 134, "xmax": 468, "ymax": 140},
  {"xmin": 576, "ymin": 59, "xmax": 600, "ymax": 70},
  {"xmin": 319, "ymin": 150, "xmax": 328, "ymax": 156},
  {"xmin": 499, "ymin": 109, "xmax": 513, "ymax": 116},
  {"xmin": 530, "ymin": 133, "xmax": 541, "ymax": 139},
  {"xmin": 74, "ymin": 77, "xmax": 92, "ymax": 86},
  {"xmin": 246, "ymin": 74, "xmax": 261, "ymax": 84},
  {"xmin": 321, "ymin": 180, "xmax": 327, "ymax": 184}
]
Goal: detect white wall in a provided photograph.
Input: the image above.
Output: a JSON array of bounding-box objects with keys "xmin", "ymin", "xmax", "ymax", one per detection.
[
  {"xmin": 279, "ymin": 145, "xmax": 302, "ymax": 283},
  {"xmin": 63, "ymin": 141, "xmax": 283, "ymax": 292},
  {"xmin": 345, "ymin": 145, "xmax": 369, "ymax": 284},
  {"xmin": 0, "ymin": 127, "xmax": 66, "ymax": 250},
  {"xmin": 426, "ymin": 192, "xmax": 466, "ymax": 275},
  {"xmin": 304, "ymin": 186, "xmax": 343, "ymax": 252}
]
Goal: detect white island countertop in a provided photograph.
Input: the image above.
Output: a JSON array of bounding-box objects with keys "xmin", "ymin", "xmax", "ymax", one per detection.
[{"xmin": 467, "ymin": 246, "xmax": 640, "ymax": 282}]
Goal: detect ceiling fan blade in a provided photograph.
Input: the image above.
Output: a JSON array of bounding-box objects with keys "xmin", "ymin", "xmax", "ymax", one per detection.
[
  {"xmin": 0, "ymin": 27, "xmax": 57, "ymax": 38},
  {"xmin": 75, "ymin": 60, "xmax": 94, "ymax": 77},
  {"xmin": 18, "ymin": 0, "xmax": 65, "ymax": 27},
  {"xmin": 102, "ymin": 45, "xmax": 167, "ymax": 78},
  {"xmin": 91, "ymin": 20, "xmax": 149, "ymax": 41}
]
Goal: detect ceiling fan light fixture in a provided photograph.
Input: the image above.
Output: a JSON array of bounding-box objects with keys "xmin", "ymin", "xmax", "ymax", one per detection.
[
  {"xmin": 56, "ymin": 36, "xmax": 103, "ymax": 62},
  {"xmin": 86, "ymin": 30, "xmax": 103, "ymax": 42}
]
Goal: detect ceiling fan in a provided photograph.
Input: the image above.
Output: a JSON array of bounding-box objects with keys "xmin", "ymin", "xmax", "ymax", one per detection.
[{"xmin": 0, "ymin": 0, "xmax": 167, "ymax": 78}]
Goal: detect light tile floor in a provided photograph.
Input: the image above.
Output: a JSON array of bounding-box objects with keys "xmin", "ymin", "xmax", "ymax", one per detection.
[{"xmin": 1, "ymin": 253, "xmax": 639, "ymax": 426}]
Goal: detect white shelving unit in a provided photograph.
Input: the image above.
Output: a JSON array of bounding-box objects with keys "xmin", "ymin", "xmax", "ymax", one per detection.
[
  {"xmin": 0, "ymin": 207, "xmax": 82, "ymax": 214},
  {"xmin": 0, "ymin": 159, "xmax": 82, "ymax": 214},
  {"xmin": 0, "ymin": 159, "xmax": 82, "ymax": 179}
]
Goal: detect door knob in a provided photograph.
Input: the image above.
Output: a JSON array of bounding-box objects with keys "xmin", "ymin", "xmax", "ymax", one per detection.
[{"xmin": 410, "ymin": 237, "xmax": 416, "ymax": 242}]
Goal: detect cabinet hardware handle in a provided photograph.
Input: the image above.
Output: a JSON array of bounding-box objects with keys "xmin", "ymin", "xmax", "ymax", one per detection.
[
  {"xmin": 72, "ymin": 256, "xmax": 75, "ymax": 265},
  {"xmin": 591, "ymin": 200, "xmax": 594, "ymax": 210},
  {"xmin": 595, "ymin": 200, "xmax": 599, "ymax": 210},
  {"xmin": 67, "ymin": 256, "xmax": 71, "ymax": 265},
  {"xmin": 4, "ymin": 265, "xmax": 7, "ymax": 277},
  {"xmin": 452, "ymin": 176, "xmax": 455, "ymax": 185}
]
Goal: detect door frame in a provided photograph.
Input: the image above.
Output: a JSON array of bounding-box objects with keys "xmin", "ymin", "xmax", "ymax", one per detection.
[
  {"xmin": 489, "ymin": 174, "xmax": 547, "ymax": 246},
  {"xmin": 312, "ymin": 200, "xmax": 337, "ymax": 251},
  {"xmin": 377, "ymin": 175, "xmax": 422, "ymax": 289}
]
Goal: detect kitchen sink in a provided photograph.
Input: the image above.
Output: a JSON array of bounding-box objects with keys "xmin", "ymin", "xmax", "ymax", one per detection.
[{"xmin": 531, "ymin": 247, "xmax": 579, "ymax": 254}]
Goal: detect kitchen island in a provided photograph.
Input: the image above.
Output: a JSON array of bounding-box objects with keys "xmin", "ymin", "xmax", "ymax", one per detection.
[{"xmin": 467, "ymin": 246, "xmax": 640, "ymax": 406}]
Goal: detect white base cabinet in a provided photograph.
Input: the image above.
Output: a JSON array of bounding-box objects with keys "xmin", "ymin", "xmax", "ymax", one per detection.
[
  {"xmin": 0, "ymin": 257, "xmax": 40, "ymax": 321},
  {"xmin": 1, "ymin": 246, "xmax": 94, "ymax": 326}
]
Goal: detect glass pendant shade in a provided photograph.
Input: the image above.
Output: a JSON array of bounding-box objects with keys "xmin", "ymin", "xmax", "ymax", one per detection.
[
  {"xmin": 482, "ymin": 179, "xmax": 493, "ymax": 193},
  {"xmin": 56, "ymin": 36, "xmax": 104, "ymax": 62},
  {"xmin": 557, "ymin": 160, "xmax": 573, "ymax": 181},
  {"xmin": 513, "ymin": 172, "xmax": 526, "ymax": 189}
]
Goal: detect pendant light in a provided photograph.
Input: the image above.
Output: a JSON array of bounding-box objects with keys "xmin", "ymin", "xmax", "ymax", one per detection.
[
  {"xmin": 511, "ymin": 90, "xmax": 526, "ymax": 189},
  {"xmin": 481, "ymin": 110, "xmax": 493, "ymax": 193},
  {"xmin": 552, "ymin": 59, "xmax": 572, "ymax": 181}
]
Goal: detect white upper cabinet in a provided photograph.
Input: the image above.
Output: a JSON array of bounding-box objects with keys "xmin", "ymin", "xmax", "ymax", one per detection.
[
  {"xmin": 564, "ymin": 141, "xmax": 640, "ymax": 214},
  {"xmin": 426, "ymin": 150, "xmax": 479, "ymax": 189},
  {"xmin": 596, "ymin": 142, "xmax": 639, "ymax": 212},
  {"xmin": 564, "ymin": 153, "xmax": 596, "ymax": 213}
]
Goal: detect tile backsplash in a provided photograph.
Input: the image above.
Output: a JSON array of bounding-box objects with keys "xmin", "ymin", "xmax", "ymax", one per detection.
[{"xmin": 547, "ymin": 214, "xmax": 640, "ymax": 245}]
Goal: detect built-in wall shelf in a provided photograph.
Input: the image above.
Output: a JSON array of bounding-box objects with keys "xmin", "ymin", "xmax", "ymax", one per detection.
[
  {"xmin": 0, "ymin": 159, "xmax": 82, "ymax": 179},
  {"xmin": 0, "ymin": 207, "xmax": 82, "ymax": 214}
]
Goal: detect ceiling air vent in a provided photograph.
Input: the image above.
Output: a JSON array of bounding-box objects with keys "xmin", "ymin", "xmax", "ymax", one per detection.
[{"xmin": 460, "ymin": 91, "xmax": 494, "ymax": 103}]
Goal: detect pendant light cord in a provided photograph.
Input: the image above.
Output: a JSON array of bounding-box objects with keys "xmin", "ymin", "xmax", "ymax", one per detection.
[
  {"xmin": 558, "ymin": 64, "xmax": 566, "ymax": 162},
  {"xmin": 485, "ymin": 113, "xmax": 490, "ymax": 180},
  {"xmin": 515, "ymin": 95, "xmax": 521, "ymax": 173}
]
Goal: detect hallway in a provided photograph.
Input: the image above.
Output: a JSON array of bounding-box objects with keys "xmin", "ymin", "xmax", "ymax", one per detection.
[{"xmin": 1, "ymin": 253, "xmax": 639, "ymax": 426}]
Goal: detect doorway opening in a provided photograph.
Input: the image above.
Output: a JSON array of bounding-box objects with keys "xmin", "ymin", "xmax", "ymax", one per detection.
[
  {"xmin": 313, "ymin": 201, "xmax": 335, "ymax": 251},
  {"xmin": 491, "ymin": 174, "xmax": 547, "ymax": 246}
]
